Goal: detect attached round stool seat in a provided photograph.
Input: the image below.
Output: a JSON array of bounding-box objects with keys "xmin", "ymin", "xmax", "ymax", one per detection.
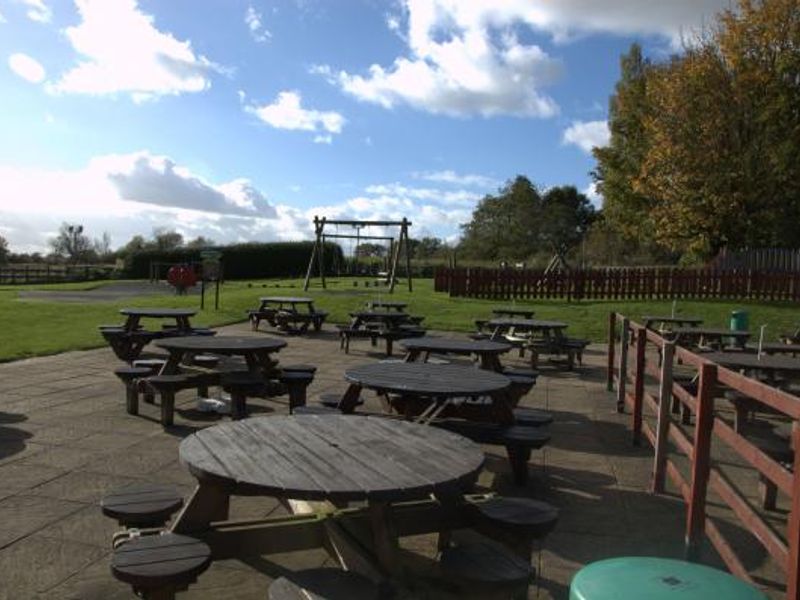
[
  {"xmin": 131, "ymin": 358, "xmax": 167, "ymax": 372},
  {"xmin": 101, "ymin": 483, "xmax": 184, "ymax": 527},
  {"xmin": 268, "ymin": 568, "xmax": 379, "ymax": 600},
  {"xmin": 112, "ymin": 533, "xmax": 211, "ymax": 593},
  {"xmin": 319, "ymin": 393, "xmax": 363, "ymax": 409},
  {"xmin": 114, "ymin": 366, "xmax": 153, "ymax": 383},
  {"xmin": 513, "ymin": 407, "xmax": 553, "ymax": 427},
  {"xmin": 472, "ymin": 497, "xmax": 559, "ymax": 538},
  {"xmin": 569, "ymin": 557, "xmax": 767, "ymax": 600},
  {"xmin": 440, "ymin": 534, "xmax": 532, "ymax": 589},
  {"xmin": 282, "ymin": 364, "xmax": 318, "ymax": 374}
]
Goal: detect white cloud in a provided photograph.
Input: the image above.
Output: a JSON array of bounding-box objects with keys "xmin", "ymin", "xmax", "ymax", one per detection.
[
  {"xmin": 562, "ymin": 120, "xmax": 610, "ymax": 154},
  {"xmin": 245, "ymin": 5, "xmax": 271, "ymax": 43},
  {"xmin": 246, "ymin": 91, "xmax": 345, "ymax": 139},
  {"xmin": 0, "ymin": 9, "xmax": 7, "ymax": 23},
  {"xmin": 49, "ymin": 0, "xmax": 221, "ymax": 101},
  {"xmin": 18, "ymin": 0, "xmax": 51, "ymax": 23},
  {"xmin": 583, "ymin": 182, "xmax": 602, "ymax": 207},
  {"xmin": 8, "ymin": 53, "xmax": 46, "ymax": 83},
  {"xmin": 414, "ymin": 170, "xmax": 497, "ymax": 187},
  {"xmin": 313, "ymin": 134, "xmax": 333, "ymax": 145}
]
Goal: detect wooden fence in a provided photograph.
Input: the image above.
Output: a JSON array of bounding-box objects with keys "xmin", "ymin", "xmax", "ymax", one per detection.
[
  {"xmin": 434, "ymin": 266, "xmax": 800, "ymax": 301},
  {"xmin": 0, "ymin": 264, "xmax": 115, "ymax": 285},
  {"xmin": 607, "ymin": 313, "xmax": 800, "ymax": 597},
  {"xmin": 711, "ymin": 248, "xmax": 800, "ymax": 273}
]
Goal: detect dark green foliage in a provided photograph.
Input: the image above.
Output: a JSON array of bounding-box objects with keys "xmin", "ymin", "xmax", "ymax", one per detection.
[{"xmin": 125, "ymin": 242, "xmax": 343, "ymax": 279}]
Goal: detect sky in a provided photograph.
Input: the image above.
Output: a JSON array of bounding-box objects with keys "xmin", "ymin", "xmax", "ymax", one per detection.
[{"xmin": 0, "ymin": 0, "xmax": 730, "ymax": 253}]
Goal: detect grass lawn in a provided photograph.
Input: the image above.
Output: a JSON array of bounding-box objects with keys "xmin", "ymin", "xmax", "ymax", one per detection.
[{"xmin": 0, "ymin": 277, "xmax": 798, "ymax": 362}]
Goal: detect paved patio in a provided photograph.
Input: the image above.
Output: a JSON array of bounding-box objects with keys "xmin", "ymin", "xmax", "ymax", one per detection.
[{"xmin": 0, "ymin": 322, "xmax": 783, "ymax": 599}]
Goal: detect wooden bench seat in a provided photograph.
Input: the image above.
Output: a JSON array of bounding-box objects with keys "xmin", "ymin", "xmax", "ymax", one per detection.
[
  {"xmin": 275, "ymin": 311, "xmax": 328, "ymax": 334},
  {"xmin": 440, "ymin": 530, "xmax": 533, "ymax": 595},
  {"xmin": 112, "ymin": 533, "xmax": 211, "ymax": 599},
  {"xmin": 221, "ymin": 372, "xmax": 267, "ymax": 420},
  {"xmin": 279, "ymin": 371, "xmax": 315, "ymax": 412},
  {"xmin": 101, "ymin": 483, "xmax": 184, "ymax": 528},
  {"xmin": 432, "ymin": 420, "xmax": 550, "ymax": 484},
  {"xmin": 114, "ymin": 366, "xmax": 154, "ymax": 415},
  {"xmin": 269, "ymin": 568, "xmax": 379, "ymax": 600},
  {"xmin": 281, "ymin": 363, "xmax": 317, "ymax": 374},
  {"xmin": 143, "ymin": 372, "xmax": 221, "ymax": 426},
  {"xmin": 471, "ymin": 497, "xmax": 559, "ymax": 539},
  {"xmin": 512, "ymin": 407, "xmax": 553, "ymax": 427},
  {"xmin": 247, "ymin": 308, "xmax": 279, "ymax": 331}
]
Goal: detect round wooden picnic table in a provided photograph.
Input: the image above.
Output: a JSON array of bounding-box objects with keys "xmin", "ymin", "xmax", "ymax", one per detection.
[
  {"xmin": 119, "ymin": 307, "xmax": 197, "ymax": 332},
  {"xmin": 399, "ymin": 336, "xmax": 512, "ymax": 371},
  {"xmin": 156, "ymin": 335, "xmax": 287, "ymax": 375},
  {"xmin": 175, "ymin": 415, "xmax": 485, "ymax": 577}
]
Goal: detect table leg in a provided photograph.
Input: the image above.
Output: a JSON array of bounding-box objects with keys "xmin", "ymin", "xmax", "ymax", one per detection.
[
  {"xmin": 339, "ymin": 384, "xmax": 362, "ymax": 413},
  {"xmin": 490, "ymin": 390, "xmax": 515, "ymax": 426},
  {"xmin": 367, "ymin": 501, "xmax": 402, "ymax": 577},
  {"xmin": 402, "ymin": 350, "xmax": 419, "ymax": 363},
  {"xmin": 124, "ymin": 315, "xmax": 140, "ymax": 332},
  {"xmin": 171, "ymin": 483, "xmax": 230, "ymax": 534},
  {"xmin": 160, "ymin": 350, "xmax": 184, "ymax": 375}
]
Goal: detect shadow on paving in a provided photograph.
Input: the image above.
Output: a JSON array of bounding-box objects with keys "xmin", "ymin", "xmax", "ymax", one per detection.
[{"xmin": 0, "ymin": 411, "xmax": 32, "ymax": 461}]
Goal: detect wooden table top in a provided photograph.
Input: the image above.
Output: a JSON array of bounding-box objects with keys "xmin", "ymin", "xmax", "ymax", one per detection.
[
  {"xmin": 399, "ymin": 336, "xmax": 512, "ymax": 356},
  {"xmin": 119, "ymin": 308, "xmax": 197, "ymax": 318},
  {"xmin": 758, "ymin": 343, "xmax": 800, "ymax": 354},
  {"xmin": 492, "ymin": 307, "xmax": 536, "ymax": 317},
  {"xmin": 642, "ymin": 315, "xmax": 703, "ymax": 325},
  {"xmin": 156, "ymin": 335, "xmax": 287, "ymax": 353},
  {"xmin": 259, "ymin": 297, "xmax": 314, "ymax": 304},
  {"xmin": 673, "ymin": 327, "xmax": 751, "ymax": 337},
  {"xmin": 344, "ymin": 362, "xmax": 510, "ymax": 397},
  {"xmin": 702, "ymin": 352, "xmax": 800, "ymax": 372},
  {"xmin": 487, "ymin": 318, "xmax": 567, "ymax": 330},
  {"xmin": 367, "ymin": 300, "xmax": 407, "ymax": 309},
  {"xmin": 179, "ymin": 415, "xmax": 485, "ymax": 501},
  {"xmin": 350, "ymin": 310, "xmax": 410, "ymax": 319}
]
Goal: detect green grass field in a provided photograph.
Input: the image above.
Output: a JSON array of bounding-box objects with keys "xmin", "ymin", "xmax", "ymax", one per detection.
[{"xmin": 0, "ymin": 277, "xmax": 798, "ymax": 362}]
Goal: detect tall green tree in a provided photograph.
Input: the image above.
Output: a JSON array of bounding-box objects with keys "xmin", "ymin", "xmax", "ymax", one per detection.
[
  {"xmin": 593, "ymin": 44, "xmax": 654, "ymax": 244},
  {"xmin": 459, "ymin": 176, "xmax": 543, "ymax": 260},
  {"xmin": 539, "ymin": 186, "xmax": 596, "ymax": 254},
  {"xmin": 50, "ymin": 223, "xmax": 94, "ymax": 263}
]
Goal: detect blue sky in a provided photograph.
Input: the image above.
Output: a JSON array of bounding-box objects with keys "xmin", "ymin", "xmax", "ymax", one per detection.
[{"xmin": 0, "ymin": 0, "xmax": 728, "ymax": 252}]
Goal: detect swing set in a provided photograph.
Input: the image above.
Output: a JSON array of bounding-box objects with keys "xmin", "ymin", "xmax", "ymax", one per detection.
[{"xmin": 303, "ymin": 216, "xmax": 413, "ymax": 293}]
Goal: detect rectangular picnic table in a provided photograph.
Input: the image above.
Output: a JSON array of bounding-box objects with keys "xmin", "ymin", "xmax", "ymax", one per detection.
[{"xmin": 248, "ymin": 296, "xmax": 327, "ymax": 333}]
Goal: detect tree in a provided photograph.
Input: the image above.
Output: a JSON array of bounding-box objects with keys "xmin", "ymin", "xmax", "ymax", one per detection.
[
  {"xmin": 94, "ymin": 232, "xmax": 113, "ymax": 260},
  {"xmin": 355, "ymin": 243, "xmax": 386, "ymax": 258},
  {"xmin": 539, "ymin": 186, "xmax": 596, "ymax": 254},
  {"xmin": 152, "ymin": 228, "xmax": 184, "ymax": 251},
  {"xmin": 120, "ymin": 235, "xmax": 150, "ymax": 256},
  {"xmin": 0, "ymin": 235, "xmax": 8, "ymax": 264},
  {"xmin": 410, "ymin": 237, "xmax": 445, "ymax": 259},
  {"xmin": 186, "ymin": 236, "xmax": 215, "ymax": 249},
  {"xmin": 49, "ymin": 223, "xmax": 93, "ymax": 263},
  {"xmin": 592, "ymin": 43, "xmax": 655, "ymax": 245},
  {"xmin": 459, "ymin": 176, "xmax": 543, "ymax": 260}
]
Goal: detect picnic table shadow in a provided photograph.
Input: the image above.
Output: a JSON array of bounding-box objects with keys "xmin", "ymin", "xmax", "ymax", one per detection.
[{"xmin": 0, "ymin": 411, "xmax": 32, "ymax": 460}]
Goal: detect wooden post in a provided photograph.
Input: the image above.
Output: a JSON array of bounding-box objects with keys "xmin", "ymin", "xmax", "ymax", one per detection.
[
  {"xmin": 632, "ymin": 327, "xmax": 647, "ymax": 446},
  {"xmin": 685, "ymin": 363, "xmax": 716, "ymax": 561},
  {"xmin": 617, "ymin": 318, "xmax": 630, "ymax": 412},
  {"xmin": 318, "ymin": 219, "xmax": 327, "ymax": 289},
  {"xmin": 787, "ymin": 426, "xmax": 800, "ymax": 599},
  {"xmin": 388, "ymin": 221, "xmax": 403, "ymax": 294},
  {"xmin": 607, "ymin": 312, "xmax": 617, "ymax": 391},
  {"xmin": 652, "ymin": 341, "xmax": 675, "ymax": 493},
  {"xmin": 304, "ymin": 216, "xmax": 322, "ymax": 291},
  {"xmin": 403, "ymin": 219, "xmax": 412, "ymax": 292}
]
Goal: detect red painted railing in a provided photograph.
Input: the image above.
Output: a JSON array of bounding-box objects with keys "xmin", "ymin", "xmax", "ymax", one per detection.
[
  {"xmin": 608, "ymin": 312, "xmax": 800, "ymax": 597},
  {"xmin": 435, "ymin": 267, "xmax": 800, "ymax": 302}
]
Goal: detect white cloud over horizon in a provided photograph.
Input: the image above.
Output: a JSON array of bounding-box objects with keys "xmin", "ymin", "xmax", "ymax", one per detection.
[
  {"xmin": 246, "ymin": 91, "xmax": 345, "ymax": 140},
  {"xmin": 8, "ymin": 52, "xmax": 46, "ymax": 83},
  {"xmin": 0, "ymin": 152, "xmax": 489, "ymax": 253},
  {"xmin": 562, "ymin": 120, "xmax": 610, "ymax": 154},
  {"xmin": 18, "ymin": 0, "xmax": 51, "ymax": 23},
  {"xmin": 48, "ymin": 0, "xmax": 222, "ymax": 102}
]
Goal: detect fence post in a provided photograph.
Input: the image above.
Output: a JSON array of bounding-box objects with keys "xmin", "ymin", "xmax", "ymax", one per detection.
[
  {"xmin": 617, "ymin": 318, "xmax": 630, "ymax": 412},
  {"xmin": 652, "ymin": 341, "xmax": 675, "ymax": 493},
  {"xmin": 607, "ymin": 312, "xmax": 616, "ymax": 392},
  {"xmin": 787, "ymin": 426, "xmax": 800, "ymax": 599},
  {"xmin": 632, "ymin": 327, "xmax": 647, "ymax": 446},
  {"xmin": 685, "ymin": 362, "xmax": 717, "ymax": 561}
]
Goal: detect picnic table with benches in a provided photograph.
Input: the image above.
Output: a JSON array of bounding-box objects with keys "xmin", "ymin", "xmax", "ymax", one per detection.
[
  {"xmin": 105, "ymin": 414, "xmax": 558, "ymax": 598},
  {"xmin": 339, "ymin": 310, "xmax": 426, "ymax": 356},
  {"xmin": 492, "ymin": 307, "xmax": 536, "ymax": 319},
  {"xmin": 670, "ymin": 327, "xmax": 751, "ymax": 351},
  {"xmin": 365, "ymin": 299, "xmax": 407, "ymax": 311},
  {"xmin": 400, "ymin": 336, "xmax": 513, "ymax": 372},
  {"xmin": 100, "ymin": 308, "xmax": 213, "ymax": 362},
  {"xmin": 247, "ymin": 296, "xmax": 328, "ymax": 334},
  {"xmin": 642, "ymin": 315, "xmax": 703, "ymax": 331},
  {"xmin": 336, "ymin": 362, "xmax": 549, "ymax": 484},
  {"xmin": 487, "ymin": 318, "xmax": 588, "ymax": 370}
]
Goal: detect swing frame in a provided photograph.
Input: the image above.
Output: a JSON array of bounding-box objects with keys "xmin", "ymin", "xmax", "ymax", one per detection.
[{"xmin": 304, "ymin": 216, "xmax": 413, "ymax": 293}]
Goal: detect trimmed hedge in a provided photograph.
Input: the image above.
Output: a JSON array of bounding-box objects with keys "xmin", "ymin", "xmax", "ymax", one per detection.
[{"xmin": 125, "ymin": 242, "xmax": 343, "ymax": 280}]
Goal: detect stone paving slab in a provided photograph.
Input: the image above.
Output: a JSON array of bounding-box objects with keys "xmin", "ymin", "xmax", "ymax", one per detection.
[{"xmin": 0, "ymin": 321, "xmax": 786, "ymax": 599}]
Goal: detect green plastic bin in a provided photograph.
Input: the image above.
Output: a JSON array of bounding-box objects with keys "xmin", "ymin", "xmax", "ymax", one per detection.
[
  {"xmin": 569, "ymin": 557, "xmax": 767, "ymax": 600},
  {"xmin": 730, "ymin": 310, "xmax": 749, "ymax": 332}
]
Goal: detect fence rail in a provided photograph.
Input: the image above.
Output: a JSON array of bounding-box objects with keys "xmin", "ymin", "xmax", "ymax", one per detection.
[
  {"xmin": 434, "ymin": 266, "xmax": 800, "ymax": 302},
  {"xmin": 608, "ymin": 313, "xmax": 800, "ymax": 597},
  {"xmin": 0, "ymin": 264, "xmax": 115, "ymax": 285}
]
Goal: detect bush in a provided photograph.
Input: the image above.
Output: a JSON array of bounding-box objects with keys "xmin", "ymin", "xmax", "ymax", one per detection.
[{"xmin": 125, "ymin": 242, "xmax": 343, "ymax": 280}]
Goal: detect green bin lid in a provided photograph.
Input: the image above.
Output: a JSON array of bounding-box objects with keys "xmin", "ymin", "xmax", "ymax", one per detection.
[{"xmin": 570, "ymin": 557, "xmax": 766, "ymax": 600}]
